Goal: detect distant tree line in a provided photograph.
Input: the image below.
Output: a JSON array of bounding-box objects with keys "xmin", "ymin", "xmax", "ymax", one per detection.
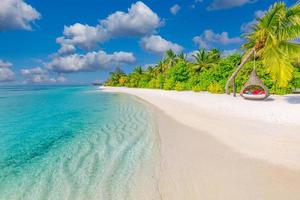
[{"xmin": 105, "ymin": 49, "xmax": 300, "ymax": 95}]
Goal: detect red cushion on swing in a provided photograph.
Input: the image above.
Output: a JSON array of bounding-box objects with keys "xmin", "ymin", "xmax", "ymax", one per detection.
[{"xmin": 253, "ymin": 90, "xmax": 260, "ymax": 95}]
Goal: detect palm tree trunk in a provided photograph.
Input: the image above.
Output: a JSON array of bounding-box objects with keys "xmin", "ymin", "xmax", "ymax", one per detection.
[{"xmin": 225, "ymin": 48, "xmax": 255, "ymax": 95}]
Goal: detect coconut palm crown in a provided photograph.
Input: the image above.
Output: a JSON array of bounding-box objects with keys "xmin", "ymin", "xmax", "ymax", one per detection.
[
  {"xmin": 226, "ymin": 2, "xmax": 300, "ymax": 94},
  {"xmin": 192, "ymin": 48, "xmax": 221, "ymax": 72}
]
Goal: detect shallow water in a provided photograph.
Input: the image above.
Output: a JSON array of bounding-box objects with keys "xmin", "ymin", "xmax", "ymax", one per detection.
[{"xmin": 0, "ymin": 86, "xmax": 160, "ymax": 200}]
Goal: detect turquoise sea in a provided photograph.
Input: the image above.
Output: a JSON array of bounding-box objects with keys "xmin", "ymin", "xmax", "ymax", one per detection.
[{"xmin": 0, "ymin": 86, "xmax": 160, "ymax": 200}]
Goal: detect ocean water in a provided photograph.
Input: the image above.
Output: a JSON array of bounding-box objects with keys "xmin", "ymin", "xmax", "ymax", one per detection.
[{"xmin": 0, "ymin": 86, "xmax": 160, "ymax": 200}]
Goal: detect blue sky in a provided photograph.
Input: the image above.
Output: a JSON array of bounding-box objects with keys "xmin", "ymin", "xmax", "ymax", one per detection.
[{"xmin": 0, "ymin": 0, "xmax": 296, "ymax": 84}]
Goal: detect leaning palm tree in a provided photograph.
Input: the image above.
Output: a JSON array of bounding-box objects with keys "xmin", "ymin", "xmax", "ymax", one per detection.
[{"xmin": 225, "ymin": 2, "xmax": 300, "ymax": 95}]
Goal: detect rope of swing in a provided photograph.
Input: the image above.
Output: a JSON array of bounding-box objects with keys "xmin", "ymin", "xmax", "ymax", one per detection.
[{"xmin": 253, "ymin": 49, "xmax": 256, "ymax": 70}]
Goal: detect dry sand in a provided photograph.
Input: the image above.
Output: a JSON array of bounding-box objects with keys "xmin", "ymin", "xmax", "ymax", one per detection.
[{"xmin": 101, "ymin": 87, "xmax": 300, "ymax": 200}]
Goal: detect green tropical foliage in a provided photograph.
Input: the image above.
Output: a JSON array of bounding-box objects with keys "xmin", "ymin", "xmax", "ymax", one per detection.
[
  {"xmin": 106, "ymin": 2, "xmax": 300, "ymax": 95},
  {"xmin": 192, "ymin": 48, "xmax": 221, "ymax": 72},
  {"xmin": 243, "ymin": 2, "xmax": 300, "ymax": 87},
  {"xmin": 106, "ymin": 49, "xmax": 300, "ymax": 94}
]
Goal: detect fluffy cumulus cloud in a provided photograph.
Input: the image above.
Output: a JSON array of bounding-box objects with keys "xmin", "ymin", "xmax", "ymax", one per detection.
[
  {"xmin": 101, "ymin": 1, "xmax": 162, "ymax": 37},
  {"xmin": 56, "ymin": 23, "xmax": 109, "ymax": 50},
  {"xmin": 57, "ymin": 44, "xmax": 76, "ymax": 56},
  {"xmin": 20, "ymin": 67, "xmax": 66, "ymax": 83},
  {"xmin": 46, "ymin": 51, "xmax": 136, "ymax": 73},
  {"xmin": 0, "ymin": 60, "xmax": 15, "ymax": 82},
  {"xmin": 0, "ymin": 0, "xmax": 41, "ymax": 31},
  {"xmin": 140, "ymin": 35, "xmax": 183, "ymax": 55},
  {"xmin": 57, "ymin": 1, "xmax": 162, "ymax": 50},
  {"xmin": 170, "ymin": 4, "xmax": 181, "ymax": 15},
  {"xmin": 193, "ymin": 30, "xmax": 242, "ymax": 49},
  {"xmin": 241, "ymin": 10, "xmax": 265, "ymax": 33},
  {"xmin": 207, "ymin": 0, "xmax": 255, "ymax": 10}
]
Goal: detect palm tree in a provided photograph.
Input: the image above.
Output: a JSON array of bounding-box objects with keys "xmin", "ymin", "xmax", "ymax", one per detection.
[
  {"xmin": 210, "ymin": 48, "xmax": 221, "ymax": 60},
  {"xmin": 108, "ymin": 67, "xmax": 126, "ymax": 85},
  {"xmin": 176, "ymin": 52, "xmax": 188, "ymax": 63},
  {"xmin": 193, "ymin": 49, "xmax": 207, "ymax": 72},
  {"xmin": 145, "ymin": 66, "xmax": 155, "ymax": 77},
  {"xmin": 226, "ymin": 2, "xmax": 300, "ymax": 95},
  {"xmin": 132, "ymin": 66, "xmax": 143, "ymax": 75},
  {"xmin": 154, "ymin": 61, "xmax": 166, "ymax": 75},
  {"xmin": 192, "ymin": 48, "xmax": 220, "ymax": 72},
  {"xmin": 164, "ymin": 49, "xmax": 177, "ymax": 68}
]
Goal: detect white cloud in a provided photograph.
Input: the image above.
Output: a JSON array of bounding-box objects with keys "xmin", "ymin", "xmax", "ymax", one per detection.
[
  {"xmin": 193, "ymin": 30, "xmax": 242, "ymax": 49},
  {"xmin": 46, "ymin": 51, "xmax": 136, "ymax": 73},
  {"xmin": 0, "ymin": 0, "xmax": 41, "ymax": 31},
  {"xmin": 101, "ymin": 1, "xmax": 162, "ymax": 37},
  {"xmin": 0, "ymin": 68, "xmax": 15, "ymax": 82},
  {"xmin": 222, "ymin": 49, "xmax": 241, "ymax": 57},
  {"xmin": 57, "ymin": 44, "xmax": 76, "ymax": 56},
  {"xmin": 0, "ymin": 60, "xmax": 15, "ymax": 82},
  {"xmin": 55, "ymin": 75, "xmax": 66, "ymax": 83},
  {"xmin": 207, "ymin": 0, "xmax": 255, "ymax": 10},
  {"xmin": 20, "ymin": 67, "xmax": 66, "ymax": 83},
  {"xmin": 186, "ymin": 51, "xmax": 198, "ymax": 62},
  {"xmin": 57, "ymin": 1, "xmax": 162, "ymax": 50},
  {"xmin": 193, "ymin": 36, "xmax": 209, "ymax": 49},
  {"xmin": 57, "ymin": 23, "xmax": 109, "ymax": 50},
  {"xmin": 241, "ymin": 10, "xmax": 265, "ymax": 33},
  {"xmin": 140, "ymin": 35, "xmax": 183, "ymax": 55},
  {"xmin": 20, "ymin": 67, "xmax": 45, "ymax": 76},
  {"xmin": 0, "ymin": 60, "xmax": 13, "ymax": 68},
  {"xmin": 170, "ymin": 4, "xmax": 181, "ymax": 15}
]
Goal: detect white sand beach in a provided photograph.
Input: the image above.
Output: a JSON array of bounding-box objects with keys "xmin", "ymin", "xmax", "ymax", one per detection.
[{"xmin": 101, "ymin": 87, "xmax": 300, "ymax": 200}]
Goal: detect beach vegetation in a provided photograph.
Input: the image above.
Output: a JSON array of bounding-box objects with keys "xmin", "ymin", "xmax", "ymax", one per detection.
[
  {"xmin": 106, "ymin": 2, "xmax": 300, "ymax": 95},
  {"xmin": 226, "ymin": 2, "xmax": 300, "ymax": 94},
  {"xmin": 106, "ymin": 51, "xmax": 300, "ymax": 94}
]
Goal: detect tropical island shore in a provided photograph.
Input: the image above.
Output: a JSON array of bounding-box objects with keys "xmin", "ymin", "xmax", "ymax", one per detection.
[{"xmin": 101, "ymin": 86, "xmax": 300, "ymax": 200}]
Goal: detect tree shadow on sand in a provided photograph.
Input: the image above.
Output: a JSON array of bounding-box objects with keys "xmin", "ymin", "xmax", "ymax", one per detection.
[{"xmin": 284, "ymin": 95, "xmax": 300, "ymax": 104}]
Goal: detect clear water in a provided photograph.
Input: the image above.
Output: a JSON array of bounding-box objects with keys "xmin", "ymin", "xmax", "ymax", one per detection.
[{"xmin": 0, "ymin": 86, "xmax": 160, "ymax": 200}]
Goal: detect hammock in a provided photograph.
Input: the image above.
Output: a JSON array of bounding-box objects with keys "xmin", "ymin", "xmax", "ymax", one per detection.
[{"xmin": 240, "ymin": 69, "xmax": 269, "ymax": 100}]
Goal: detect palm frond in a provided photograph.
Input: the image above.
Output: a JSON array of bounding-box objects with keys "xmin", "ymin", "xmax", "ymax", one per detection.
[
  {"xmin": 279, "ymin": 41, "xmax": 300, "ymax": 56},
  {"xmin": 260, "ymin": 2, "xmax": 285, "ymax": 29},
  {"xmin": 262, "ymin": 47, "xmax": 294, "ymax": 87},
  {"xmin": 278, "ymin": 25, "xmax": 300, "ymax": 40},
  {"xmin": 286, "ymin": 3, "xmax": 300, "ymax": 24}
]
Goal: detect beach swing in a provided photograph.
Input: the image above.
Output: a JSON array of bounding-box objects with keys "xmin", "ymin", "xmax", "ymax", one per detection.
[{"xmin": 240, "ymin": 51, "xmax": 269, "ymax": 100}]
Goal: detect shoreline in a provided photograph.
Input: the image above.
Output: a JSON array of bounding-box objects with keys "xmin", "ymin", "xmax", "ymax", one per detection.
[{"xmin": 101, "ymin": 86, "xmax": 300, "ymax": 199}]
